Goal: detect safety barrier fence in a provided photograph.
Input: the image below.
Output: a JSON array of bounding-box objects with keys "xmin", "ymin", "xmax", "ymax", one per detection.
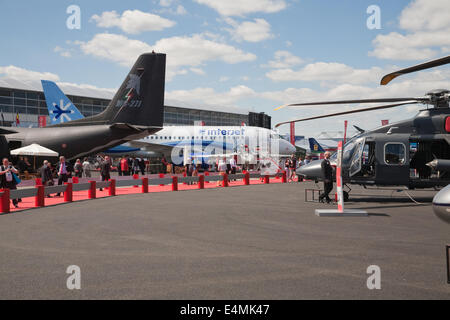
[{"xmin": 0, "ymin": 171, "xmax": 288, "ymax": 214}]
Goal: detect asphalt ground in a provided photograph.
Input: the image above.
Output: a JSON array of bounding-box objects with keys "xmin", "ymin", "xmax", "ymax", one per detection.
[{"xmin": 0, "ymin": 181, "xmax": 449, "ymax": 299}]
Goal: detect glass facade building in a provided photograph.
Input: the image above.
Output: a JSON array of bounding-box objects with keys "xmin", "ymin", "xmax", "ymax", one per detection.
[{"xmin": 0, "ymin": 86, "xmax": 266, "ymax": 128}]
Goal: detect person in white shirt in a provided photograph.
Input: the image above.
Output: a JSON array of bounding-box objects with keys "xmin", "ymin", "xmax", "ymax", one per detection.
[
  {"xmin": 217, "ymin": 157, "xmax": 227, "ymax": 186},
  {"xmin": 82, "ymin": 157, "xmax": 91, "ymax": 178}
]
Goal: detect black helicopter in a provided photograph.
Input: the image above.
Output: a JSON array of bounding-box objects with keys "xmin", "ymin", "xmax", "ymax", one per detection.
[{"xmin": 275, "ymin": 55, "xmax": 450, "ymax": 198}]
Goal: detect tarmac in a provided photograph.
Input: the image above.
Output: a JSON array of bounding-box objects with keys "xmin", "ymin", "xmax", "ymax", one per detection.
[{"xmin": 0, "ymin": 181, "xmax": 449, "ymax": 299}]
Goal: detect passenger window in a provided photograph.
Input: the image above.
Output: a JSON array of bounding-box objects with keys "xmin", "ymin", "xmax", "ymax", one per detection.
[{"xmin": 385, "ymin": 143, "xmax": 405, "ymax": 165}]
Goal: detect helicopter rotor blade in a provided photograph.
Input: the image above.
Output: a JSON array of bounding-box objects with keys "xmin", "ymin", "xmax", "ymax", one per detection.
[
  {"xmin": 381, "ymin": 55, "xmax": 450, "ymax": 85},
  {"xmin": 274, "ymin": 97, "xmax": 426, "ymax": 110},
  {"xmin": 275, "ymin": 101, "xmax": 418, "ymax": 128}
]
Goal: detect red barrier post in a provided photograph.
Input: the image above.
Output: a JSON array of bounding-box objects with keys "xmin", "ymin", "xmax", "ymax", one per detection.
[
  {"xmin": 244, "ymin": 172, "xmax": 250, "ymax": 185},
  {"xmin": 35, "ymin": 178, "xmax": 42, "ymax": 186},
  {"xmin": 198, "ymin": 175, "xmax": 204, "ymax": 189},
  {"xmin": 72, "ymin": 176, "xmax": 79, "ymax": 184},
  {"xmin": 0, "ymin": 189, "xmax": 10, "ymax": 213},
  {"xmin": 133, "ymin": 174, "xmax": 139, "ymax": 188},
  {"xmin": 142, "ymin": 177, "xmax": 149, "ymax": 193},
  {"xmin": 64, "ymin": 182, "xmax": 73, "ymax": 202},
  {"xmin": 35, "ymin": 185, "xmax": 45, "ymax": 207},
  {"xmin": 159, "ymin": 173, "xmax": 164, "ymax": 186},
  {"xmin": 282, "ymin": 171, "xmax": 287, "ymax": 183},
  {"xmin": 88, "ymin": 181, "xmax": 96, "ymax": 199},
  {"xmin": 223, "ymin": 173, "xmax": 229, "ymax": 187},
  {"xmin": 183, "ymin": 172, "xmax": 187, "ymax": 185},
  {"xmin": 172, "ymin": 176, "xmax": 178, "ymax": 191},
  {"xmin": 275, "ymin": 170, "xmax": 280, "ymax": 179},
  {"xmin": 108, "ymin": 179, "xmax": 116, "ymax": 196},
  {"xmin": 204, "ymin": 171, "xmax": 210, "ymax": 184},
  {"xmin": 264, "ymin": 175, "xmax": 270, "ymax": 184}
]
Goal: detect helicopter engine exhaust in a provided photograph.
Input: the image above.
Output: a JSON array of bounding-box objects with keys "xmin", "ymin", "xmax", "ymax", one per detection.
[{"xmin": 426, "ymin": 159, "xmax": 450, "ymax": 171}]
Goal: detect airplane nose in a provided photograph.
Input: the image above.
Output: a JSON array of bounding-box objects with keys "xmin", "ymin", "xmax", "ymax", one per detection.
[
  {"xmin": 279, "ymin": 140, "xmax": 296, "ymax": 155},
  {"xmin": 297, "ymin": 160, "xmax": 323, "ymax": 179}
]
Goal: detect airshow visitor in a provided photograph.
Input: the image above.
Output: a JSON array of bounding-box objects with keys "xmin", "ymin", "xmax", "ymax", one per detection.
[
  {"xmin": 0, "ymin": 158, "xmax": 20, "ymax": 208},
  {"xmin": 318, "ymin": 151, "xmax": 334, "ymax": 204}
]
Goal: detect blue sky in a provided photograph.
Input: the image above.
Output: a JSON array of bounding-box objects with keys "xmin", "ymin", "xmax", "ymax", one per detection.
[{"xmin": 1, "ymin": 0, "xmax": 449, "ymax": 136}]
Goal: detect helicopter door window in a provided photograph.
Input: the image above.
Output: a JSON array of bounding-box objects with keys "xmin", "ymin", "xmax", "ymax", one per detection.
[
  {"xmin": 384, "ymin": 143, "xmax": 406, "ymax": 165},
  {"xmin": 349, "ymin": 138, "xmax": 365, "ymax": 177}
]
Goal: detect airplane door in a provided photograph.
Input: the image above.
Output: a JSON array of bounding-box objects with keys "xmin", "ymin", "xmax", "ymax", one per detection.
[
  {"xmin": 375, "ymin": 138, "xmax": 410, "ymax": 186},
  {"xmin": 349, "ymin": 138, "xmax": 365, "ymax": 177}
]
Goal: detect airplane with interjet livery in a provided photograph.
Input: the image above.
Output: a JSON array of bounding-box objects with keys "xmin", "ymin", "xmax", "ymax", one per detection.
[{"xmin": 41, "ymin": 81, "xmax": 296, "ymax": 164}]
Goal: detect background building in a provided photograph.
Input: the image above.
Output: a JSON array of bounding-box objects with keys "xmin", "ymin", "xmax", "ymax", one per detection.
[{"xmin": 0, "ymin": 79, "xmax": 270, "ymax": 128}]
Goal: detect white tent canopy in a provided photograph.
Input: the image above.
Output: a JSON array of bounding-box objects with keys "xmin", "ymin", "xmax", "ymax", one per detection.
[{"xmin": 10, "ymin": 143, "xmax": 59, "ymax": 157}]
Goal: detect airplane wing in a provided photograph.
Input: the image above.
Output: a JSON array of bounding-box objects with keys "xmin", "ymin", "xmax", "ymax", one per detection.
[
  {"xmin": 0, "ymin": 127, "xmax": 18, "ymax": 134},
  {"xmin": 126, "ymin": 140, "xmax": 174, "ymax": 155}
]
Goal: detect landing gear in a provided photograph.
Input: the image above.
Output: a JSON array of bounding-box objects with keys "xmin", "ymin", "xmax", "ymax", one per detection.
[
  {"xmin": 343, "ymin": 184, "xmax": 351, "ymax": 202},
  {"xmin": 343, "ymin": 191, "xmax": 349, "ymax": 202}
]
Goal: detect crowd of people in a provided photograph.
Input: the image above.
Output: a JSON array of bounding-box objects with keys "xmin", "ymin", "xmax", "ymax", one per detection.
[{"xmin": 0, "ymin": 151, "xmax": 336, "ymax": 208}]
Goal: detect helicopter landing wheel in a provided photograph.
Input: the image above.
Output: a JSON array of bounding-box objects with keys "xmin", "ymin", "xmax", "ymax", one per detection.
[{"xmin": 343, "ymin": 191, "xmax": 350, "ymax": 202}]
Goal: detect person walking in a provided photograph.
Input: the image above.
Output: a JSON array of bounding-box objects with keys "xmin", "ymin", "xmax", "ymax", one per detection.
[
  {"xmin": 120, "ymin": 156, "xmax": 129, "ymax": 176},
  {"xmin": 319, "ymin": 152, "xmax": 334, "ymax": 203},
  {"xmin": 284, "ymin": 157, "xmax": 291, "ymax": 182},
  {"xmin": 217, "ymin": 157, "xmax": 227, "ymax": 186},
  {"xmin": 56, "ymin": 156, "xmax": 69, "ymax": 197},
  {"xmin": 229, "ymin": 156, "xmax": 237, "ymax": 181},
  {"xmin": 289, "ymin": 154, "xmax": 297, "ymax": 182},
  {"xmin": 74, "ymin": 159, "xmax": 83, "ymax": 178},
  {"xmin": 0, "ymin": 158, "xmax": 20, "ymax": 208},
  {"xmin": 82, "ymin": 157, "xmax": 91, "ymax": 178},
  {"xmin": 40, "ymin": 160, "xmax": 54, "ymax": 198},
  {"xmin": 99, "ymin": 156, "xmax": 114, "ymax": 191}
]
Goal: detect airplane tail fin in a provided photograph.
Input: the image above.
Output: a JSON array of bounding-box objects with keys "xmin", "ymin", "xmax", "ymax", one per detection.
[
  {"xmin": 92, "ymin": 52, "xmax": 165, "ymax": 128},
  {"xmin": 308, "ymin": 138, "xmax": 325, "ymax": 153},
  {"xmin": 41, "ymin": 80, "xmax": 84, "ymax": 124}
]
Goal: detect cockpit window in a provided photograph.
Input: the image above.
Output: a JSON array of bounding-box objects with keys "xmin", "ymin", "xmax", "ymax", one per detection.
[{"xmin": 343, "ymin": 139, "xmax": 357, "ymax": 162}]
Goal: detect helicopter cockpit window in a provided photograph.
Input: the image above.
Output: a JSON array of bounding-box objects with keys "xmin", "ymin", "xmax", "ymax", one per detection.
[
  {"xmin": 384, "ymin": 143, "xmax": 406, "ymax": 165},
  {"xmin": 349, "ymin": 138, "xmax": 365, "ymax": 177},
  {"xmin": 343, "ymin": 140, "xmax": 356, "ymax": 162}
]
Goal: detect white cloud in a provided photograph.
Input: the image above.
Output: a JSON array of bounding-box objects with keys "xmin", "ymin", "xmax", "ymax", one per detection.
[
  {"xmin": 176, "ymin": 5, "xmax": 187, "ymax": 15},
  {"xmin": 54, "ymin": 46, "xmax": 72, "ymax": 58},
  {"xmin": 77, "ymin": 33, "xmax": 257, "ymax": 80},
  {"xmin": 399, "ymin": 0, "xmax": 450, "ymax": 32},
  {"xmin": 159, "ymin": 0, "xmax": 173, "ymax": 7},
  {"xmin": 167, "ymin": 85, "xmax": 256, "ymax": 106},
  {"xmin": 263, "ymin": 50, "xmax": 303, "ymax": 69},
  {"xmin": 194, "ymin": 0, "xmax": 287, "ymax": 16},
  {"xmin": 266, "ymin": 62, "xmax": 384, "ymax": 85},
  {"xmin": 190, "ymin": 67, "xmax": 206, "ymax": 75},
  {"xmin": 0, "ymin": 65, "xmax": 60, "ymax": 82},
  {"xmin": 225, "ymin": 18, "xmax": 273, "ymax": 42},
  {"xmin": 90, "ymin": 10, "xmax": 175, "ymax": 34},
  {"xmin": 369, "ymin": 0, "xmax": 450, "ymax": 60}
]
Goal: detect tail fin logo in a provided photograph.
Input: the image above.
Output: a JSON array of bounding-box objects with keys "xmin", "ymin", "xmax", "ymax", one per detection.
[
  {"xmin": 116, "ymin": 72, "xmax": 144, "ymax": 108},
  {"xmin": 52, "ymin": 99, "xmax": 74, "ymax": 122},
  {"xmin": 126, "ymin": 74, "xmax": 141, "ymax": 96}
]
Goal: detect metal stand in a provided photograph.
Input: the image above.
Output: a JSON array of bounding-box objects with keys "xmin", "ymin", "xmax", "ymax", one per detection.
[{"xmin": 315, "ymin": 208, "xmax": 368, "ymax": 217}]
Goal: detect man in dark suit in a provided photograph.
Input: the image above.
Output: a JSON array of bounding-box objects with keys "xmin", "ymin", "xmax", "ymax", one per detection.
[
  {"xmin": 99, "ymin": 156, "xmax": 113, "ymax": 191},
  {"xmin": 40, "ymin": 160, "xmax": 54, "ymax": 197},
  {"xmin": 319, "ymin": 152, "xmax": 334, "ymax": 203}
]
